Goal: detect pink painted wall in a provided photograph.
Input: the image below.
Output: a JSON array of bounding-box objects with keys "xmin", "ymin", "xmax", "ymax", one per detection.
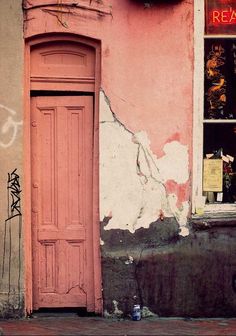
[{"xmin": 24, "ymin": 0, "xmax": 194, "ymax": 205}]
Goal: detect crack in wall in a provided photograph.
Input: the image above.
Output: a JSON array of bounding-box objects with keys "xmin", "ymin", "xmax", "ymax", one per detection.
[
  {"xmin": 22, "ymin": 1, "xmax": 112, "ymax": 16},
  {"xmin": 101, "ymin": 89, "xmax": 133, "ymax": 135},
  {"xmin": 22, "ymin": 0, "xmax": 112, "ymax": 29},
  {"xmin": 100, "ymin": 89, "xmax": 190, "ymax": 236}
]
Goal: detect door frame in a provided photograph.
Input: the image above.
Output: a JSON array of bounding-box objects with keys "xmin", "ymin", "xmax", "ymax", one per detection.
[{"xmin": 24, "ymin": 34, "xmax": 101, "ymax": 315}]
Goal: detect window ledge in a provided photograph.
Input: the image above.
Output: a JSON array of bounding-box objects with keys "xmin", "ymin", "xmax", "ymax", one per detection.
[{"xmin": 191, "ymin": 214, "xmax": 236, "ymax": 230}]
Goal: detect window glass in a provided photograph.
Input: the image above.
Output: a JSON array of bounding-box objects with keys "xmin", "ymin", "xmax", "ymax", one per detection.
[
  {"xmin": 203, "ymin": 20, "xmax": 236, "ymax": 204},
  {"xmin": 205, "ymin": 39, "xmax": 236, "ymax": 119},
  {"xmin": 205, "ymin": 0, "xmax": 236, "ymax": 35},
  {"xmin": 203, "ymin": 123, "xmax": 236, "ymax": 203}
]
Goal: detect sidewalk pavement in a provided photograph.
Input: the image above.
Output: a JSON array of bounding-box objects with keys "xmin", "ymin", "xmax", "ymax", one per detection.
[{"xmin": 1, "ymin": 315, "xmax": 236, "ymax": 336}]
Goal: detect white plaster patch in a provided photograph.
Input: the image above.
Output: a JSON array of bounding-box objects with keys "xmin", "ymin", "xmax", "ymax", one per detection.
[
  {"xmin": 100, "ymin": 90, "xmax": 115, "ymax": 122},
  {"xmin": 133, "ymin": 131, "xmax": 162, "ymax": 182},
  {"xmin": 167, "ymin": 194, "xmax": 190, "ymax": 236},
  {"xmin": 103, "ymin": 301, "xmax": 124, "ymax": 318},
  {"xmin": 112, "ymin": 300, "xmax": 123, "ymax": 317},
  {"xmin": 124, "ymin": 256, "xmax": 134, "ymax": 265},
  {"xmin": 157, "ymin": 141, "xmax": 189, "ymax": 184},
  {"xmin": 100, "ymin": 121, "xmax": 143, "ymax": 232},
  {"xmin": 179, "ymin": 226, "xmax": 190, "ymax": 237},
  {"xmin": 103, "ymin": 309, "xmax": 112, "ymax": 318},
  {"xmin": 99, "ymin": 90, "xmax": 190, "ymax": 235},
  {"xmin": 141, "ymin": 306, "xmax": 158, "ymax": 318},
  {"xmin": 100, "ymin": 238, "xmax": 105, "ymax": 246}
]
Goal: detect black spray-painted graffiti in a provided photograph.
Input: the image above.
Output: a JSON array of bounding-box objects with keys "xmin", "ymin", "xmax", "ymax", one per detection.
[
  {"xmin": 2, "ymin": 169, "xmax": 22, "ymax": 305},
  {"xmin": 7, "ymin": 169, "xmax": 22, "ymax": 219}
]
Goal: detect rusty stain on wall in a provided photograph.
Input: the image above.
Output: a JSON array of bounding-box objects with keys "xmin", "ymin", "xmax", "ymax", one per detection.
[{"xmin": 100, "ymin": 89, "xmax": 190, "ymax": 236}]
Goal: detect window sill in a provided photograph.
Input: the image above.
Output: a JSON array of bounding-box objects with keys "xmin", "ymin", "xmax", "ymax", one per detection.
[
  {"xmin": 204, "ymin": 203, "xmax": 236, "ymax": 212},
  {"xmin": 191, "ymin": 214, "xmax": 236, "ymax": 230}
]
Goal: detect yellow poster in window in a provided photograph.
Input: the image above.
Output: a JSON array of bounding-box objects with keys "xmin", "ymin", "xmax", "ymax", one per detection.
[{"xmin": 203, "ymin": 159, "xmax": 223, "ymax": 192}]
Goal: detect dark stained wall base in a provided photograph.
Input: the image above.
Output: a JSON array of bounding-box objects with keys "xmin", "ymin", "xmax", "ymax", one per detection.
[
  {"xmin": 0, "ymin": 295, "xmax": 24, "ymax": 319},
  {"xmin": 101, "ymin": 217, "xmax": 236, "ymax": 317}
]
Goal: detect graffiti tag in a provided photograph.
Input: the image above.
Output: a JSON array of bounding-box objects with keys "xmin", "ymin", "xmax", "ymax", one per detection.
[
  {"xmin": 7, "ymin": 169, "xmax": 22, "ymax": 219},
  {"xmin": 2, "ymin": 169, "xmax": 22, "ymax": 307}
]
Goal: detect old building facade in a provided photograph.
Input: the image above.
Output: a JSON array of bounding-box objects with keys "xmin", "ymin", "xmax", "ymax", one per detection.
[{"xmin": 1, "ymin": 0, "xmax": 236, "ymax": 318}]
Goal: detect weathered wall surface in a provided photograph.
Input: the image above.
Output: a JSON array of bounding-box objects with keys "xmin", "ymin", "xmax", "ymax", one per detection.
[
  {"xmin": 0, "ymin": 0, "xmax": 234, "ymax": 318},
  {"xmin": 24, "ymin": 1, "xmax": 193, "ymax": 233},
  {"xmin": 24, "ymin": 0, "xmax": 194, "ymax": 316},
  {"xmin": 14, "ymin": 0, "xmax": 236, "ymax": 318},
  {"xmin": 0, "ymin": 0, "xmax": 24, "ymax": 318},
  {"xmin": 102, "ymin": 218, "xmax": 236, "ymax": 317}
]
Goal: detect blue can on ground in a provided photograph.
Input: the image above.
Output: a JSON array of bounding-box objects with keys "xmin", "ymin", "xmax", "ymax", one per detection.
[{"xmin": 132, "ymin": 304, "xmax": 141, "ymax": 321}]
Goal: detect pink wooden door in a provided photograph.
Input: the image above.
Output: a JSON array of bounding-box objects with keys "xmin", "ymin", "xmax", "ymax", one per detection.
[{"xmin": 31, "ymin": 95, "xmax": 94, "ymax": 310}]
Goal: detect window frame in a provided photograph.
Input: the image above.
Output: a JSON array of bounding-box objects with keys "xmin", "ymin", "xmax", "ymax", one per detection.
[{"xmin": 192, "ymin": 1, "xmax": 236, "ymax": 216}]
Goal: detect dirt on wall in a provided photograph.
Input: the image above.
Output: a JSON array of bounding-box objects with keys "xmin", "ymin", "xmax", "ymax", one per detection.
[{"xmin": 101, "ymin": 218, "xmax": 236, "ymax": 317}]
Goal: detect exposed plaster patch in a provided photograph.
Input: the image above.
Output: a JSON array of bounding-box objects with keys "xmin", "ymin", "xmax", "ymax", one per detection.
[
  {"xmin": 103, "ymin": 309, "xmax": 112, "ymax": 318},
  {"xmin": 100, "ymin": 121, "xmax": 142, "ymax": 233},
  {"xmin": 141, "ymin": 306, "xmax": 158, "ymax": 318},
  {"xmin": 112, "ymin": 300, "xmax": 123, "ymax": 317},
  {"xmin": 124, "ymin": 256, "xmax": 134, "ymax": 265},
  {"xmin": 179, "ymin": 226, "xmax": 190, "ymax": 237},
  {"xmin": 157, "ymin": 141, "xmax": 189, "ymax": 184},
  {"xmin": 100, "ymin": 92, "xmax": 114, "ymax": 122},
  {"xmin": 99, "ymin": 90, "xmax": 190, "ymax": 235},
  {"xmin": 166, "ymin": 194, "xmax": 190, "ymax": 237},
  {"xmin": 100, "ymin": 238, "xmax": 105, "ymax": 246}
]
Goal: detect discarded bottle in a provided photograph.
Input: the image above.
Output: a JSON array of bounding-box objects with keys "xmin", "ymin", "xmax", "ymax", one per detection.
[{"xmin": 132, "ymin": 304, "xmax": 141, "ymax": 321}]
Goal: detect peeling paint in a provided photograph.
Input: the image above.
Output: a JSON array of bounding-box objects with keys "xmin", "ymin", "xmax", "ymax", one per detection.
[
  {"xmin": 124, "ymin": 256, "xmax": 134, "ymax": 265},
  {"xmin": 141, "ymin": 306, "xmax": 158, "ymax": 318},
  {"xmin": 103, "ymin": 309, "xmax": 113, "ymax": 318},
  {"xmin": 112, "ymin": 300, "xmax": 123, "ymax": 317},
  {"xmin": 166, "ymin": 194, "xmax": 190, "ymax": 237},
  {"xmin": 100, "ymin": 90, "xmax": 190, "ymax": 235},
  {"xmin": 157, "ymin": 141, "xmax": 189, "ymax": 184}
]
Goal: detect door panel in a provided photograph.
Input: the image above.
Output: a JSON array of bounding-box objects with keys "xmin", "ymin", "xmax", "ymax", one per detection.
[{"xmin": 31, "ymin": 96, "xmax": 94, "ymax": 309}]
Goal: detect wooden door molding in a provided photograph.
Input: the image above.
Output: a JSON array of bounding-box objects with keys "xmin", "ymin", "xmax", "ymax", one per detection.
[
  {"xmin": 24, "ymin": 34, "xmax": 101, "ymax": 315},
  {"xmin": 32, "ymin": 96, "xmax": 94, "ymax": 309},
  {"xmin": 30, "ymin": 39, "xmax": 96, "ymax": 91}
]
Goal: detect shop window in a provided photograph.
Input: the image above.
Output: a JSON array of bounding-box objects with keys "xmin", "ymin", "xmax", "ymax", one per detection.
[
  {"xmin": 193, "ymin": 1, "xmax": 236, "ymax": 214},
  {"xmin": 203, "ymin": 39, "xmax": 236, "ymax": 205}
]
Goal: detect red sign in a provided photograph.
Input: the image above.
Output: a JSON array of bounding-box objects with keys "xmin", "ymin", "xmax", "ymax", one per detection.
[
  {"xmin": 206, "ymin": 0, "xmax": 236, "ymax": 34},
  {"xmin": 211, "ymin": 8, "xmax": 236, "ymax": 24}
]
